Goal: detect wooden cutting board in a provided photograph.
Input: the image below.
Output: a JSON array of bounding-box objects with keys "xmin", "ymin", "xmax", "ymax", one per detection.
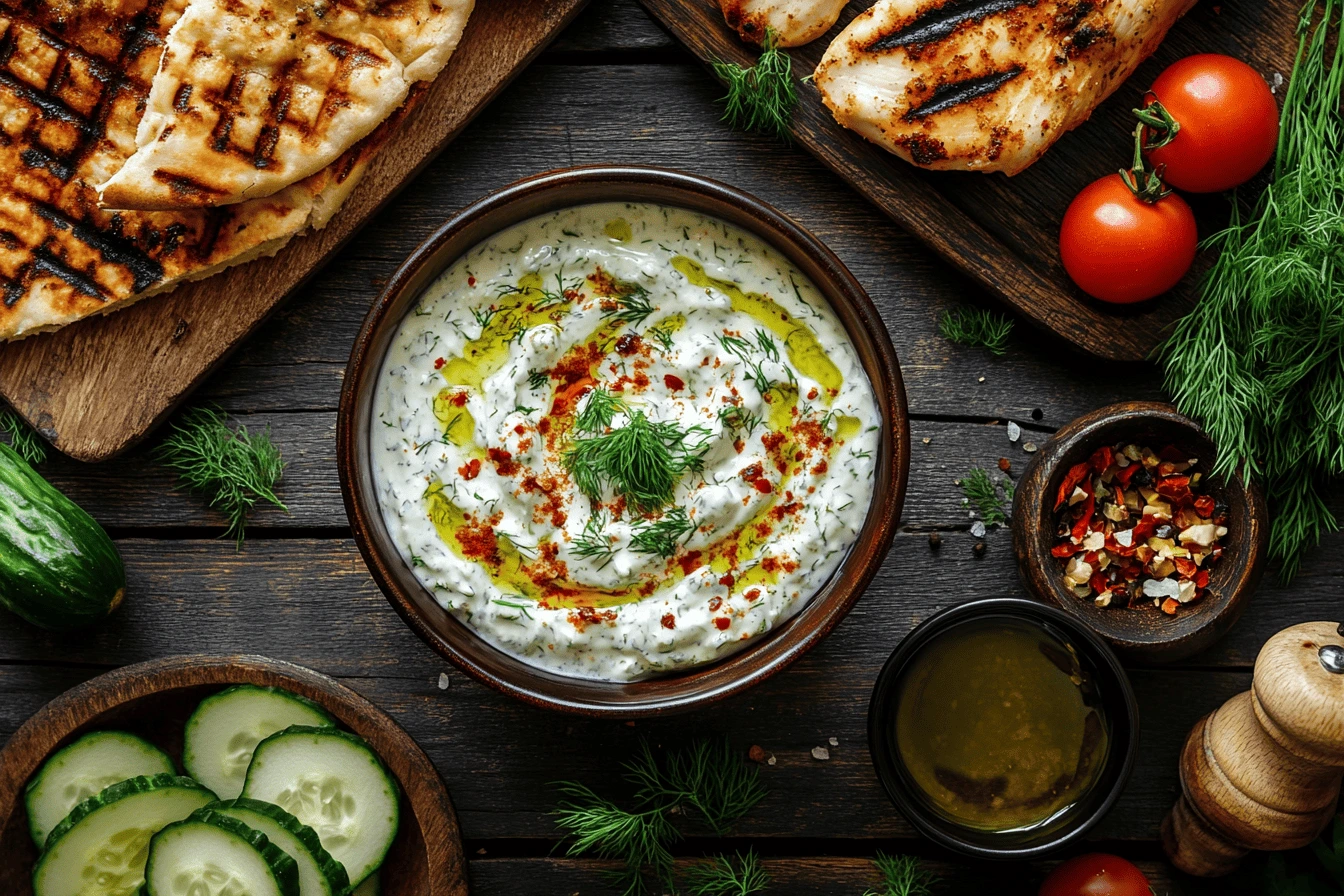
[
  {"xmin": 637, "ymin": 0, "xmax": 1303, "ymax": 362},
  {"xmin": 0, "ymin": 0, "xmax": 589, "ymax": 463}
]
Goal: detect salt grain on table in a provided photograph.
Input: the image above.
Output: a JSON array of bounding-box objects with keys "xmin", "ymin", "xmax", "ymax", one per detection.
[
  {"xmin": 971, "ymin": 520, "xmax": 986, "ymax": 538},
  {"xmin": 812, "ymin": 746, "xmax": 830, "ymax": 760},
  {"xmin": 1007, "ymin": 421, "xmax": 1021, "ymax": 442},
  {"xmin": 437, "ymin": 673, "xmax": 450, "ymax": 689},
  {"xmin": 828, "ymin": 737, "xmax": 839, "ymax": 746}
]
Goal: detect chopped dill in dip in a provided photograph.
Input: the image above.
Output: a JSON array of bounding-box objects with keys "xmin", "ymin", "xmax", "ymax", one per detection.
[{"xmin": 372, "ymin": 202, "xmax": 879, "ymax": 680}]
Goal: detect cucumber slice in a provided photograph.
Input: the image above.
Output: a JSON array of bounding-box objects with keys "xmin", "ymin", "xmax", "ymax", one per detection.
[
  {"xmin": 204, "ymin": 799, "xmax": 350, "ymax": 896},
  {"xmin": 241, "ymin": 727, "xmax": 400, "ymax": 889},
  {"xmin": 25, "ymin": 730, "xmax": 175, "ymax": 847},
  {"xmin": 33, "ymin": 774, "xmax": 215, "ymax": 896},
  {"xmin": 184, "ymin": 686, "xmax": 335, "ymax": 800},
  {"xmin": 351, "ymin": 873, "xmax": 381, "ymax": 895},
  {"xmin": 145, "ymin": 815, "xmax": 299, "ymax": 896}
]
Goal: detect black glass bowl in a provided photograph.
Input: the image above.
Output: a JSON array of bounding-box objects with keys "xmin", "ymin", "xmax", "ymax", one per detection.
[{"xmin": 868, "ymin": 598, "xmax": 1139, "ymax": 859}]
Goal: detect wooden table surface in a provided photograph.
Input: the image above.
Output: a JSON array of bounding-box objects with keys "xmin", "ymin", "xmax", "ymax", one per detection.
[{"xmin": 1, "ymin": 3, "xmax": 1334, "ymax": 893}]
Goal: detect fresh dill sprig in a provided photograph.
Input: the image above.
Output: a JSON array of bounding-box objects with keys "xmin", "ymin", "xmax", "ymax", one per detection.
[
  {"xmin": 0, "ymin": 406, "xmax": 47, "ymax": 465},
  {"xmin": 719, "ymin": 333, "xmax": 775, "ymax": 396},
  {"xmin": 566, "ymin": 412, "xmax": 711, "ymax": 513},
  {"xmin": 576, "ymin": 387, "xmax": 630, "ymax": 434},
  {"xmin": 602, "ymin": 284, "xmax": 657, "ymax": 329},
  {"xmin": 154, "ymin": 406, "xmax": 286, "ymax": 547},
  {"xmin": 648, "ymin": 323, "xmax": 676, "ymax": 353},
  {"xmin": 684, "ymin": 850, "xmax": 769, "ymax": 896},
  {"xmin": 754, "ymin": 329, "xmax": 780, "ymax": 363},
  {"xmin": 719, "ymin": 404, "xmax": 762, "ymax": 437},
  {"xmin": 552, "ymin": 740, "xmax": 765, "ymax": 896},
  {"xmin": 498, "ymin": 270, "xmax": 578, "ymax": 310},
  {"xmin": 630, "ymin": 506, "xmax": 697, "ymax": 558},
  {"xmin": 1157, "ymin": 0, "xmax": 1344, "ymax": 579},
  {"xmin": 470, "ymin": 304, "xmax": 497, "ymax": 331},
  {"xmin": 957, "ymin": 467, "xmax": 1011, "ymax": 527},
  {"xmin": 572, "ymin": 509, "xmax": 617, "ymax": 566},
  {"xmin": 527, "ymin": 368, "xmax": 550, "ymax": 391},
  {"xmin": 937, "ymin": 308, "xmax": 1014, "ymax": 356},
  {"xmin": 864, "ymin": 852, "xmax": 938, "ymax": 896},
  {"xmin": 712, "ymin": 27, "xmax": 798, "ymax": 141}
]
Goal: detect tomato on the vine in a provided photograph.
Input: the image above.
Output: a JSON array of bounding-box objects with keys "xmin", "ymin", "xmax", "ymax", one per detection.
[
  {"xmin": 1059, "ymin": 172, "xmax": 1197, "ymax": 304},
  {"xmin": 1040, "ymin": 853, "xmax": 1154, "ymax": 896},
  {"xmin": 1141, "ymin": 54, "xmax": 1280, "ymax": 193}
]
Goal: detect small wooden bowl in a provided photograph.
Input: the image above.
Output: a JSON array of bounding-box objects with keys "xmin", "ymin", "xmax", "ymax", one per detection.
[
  {"xmin": 1012, "ymin": 402, "xmax": 1268, "ymax": 664},
  {"xmin": 338, "ymin": 165, "xmax": 910, "ymax": 716},
  {"xmin": 0, "ymin": 655, "xmax": 466, "ymax": 896}
]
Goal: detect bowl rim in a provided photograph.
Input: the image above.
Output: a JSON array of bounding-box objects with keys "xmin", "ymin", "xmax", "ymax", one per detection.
[
  {"xmin": 867, "ymin": 597, "xmax": 1141, "ymax": 860},
  {"xmin": 0, "ymin": 654, "xmax": 466, "ymax": 896},
  {"xmin": 336, "ymin": 164, "xmax": 910, "ymax": 716},
  {"xmin": 1010, "ymin": 401, "xmax": 1269, "ymax": 664}
]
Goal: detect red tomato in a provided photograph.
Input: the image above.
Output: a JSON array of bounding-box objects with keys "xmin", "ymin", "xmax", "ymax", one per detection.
[
  {"xmin": 1040, "ymin": 853, "xmax": 1153, "ymax": 896},
  {"xmin": 1144, "ymin": 54, "xmax": 1280, "ymax": 193},
  {"xmin": 1059, "ymin": 174, "xmax": 1197, "ymax": 304}
]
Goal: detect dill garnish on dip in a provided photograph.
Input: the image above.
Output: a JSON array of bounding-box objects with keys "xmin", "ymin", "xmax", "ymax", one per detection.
[{"xmin": 371, "ymin": 203, "xmax": 879, "ymax": 681}]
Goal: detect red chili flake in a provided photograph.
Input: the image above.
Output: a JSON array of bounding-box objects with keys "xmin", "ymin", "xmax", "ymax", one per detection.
[
  {"xmin": 487, "ymin": 448, "xmax": 518, "ymax": 477},
  {"xmin": 713, "ymin": 617, "xmax": 732, "ymax": 631},
  {"xmin": 1088, "ymin": 571, "xmax": 1110, "ymax": 593},
  {"xmin": 997, "ymin": 457, "xmax": 1011, "ymax": 473},
  {"xmin": 739, "ymin": 463, "xmax": 764, "ymax": 481},
  {"xmin": 1194, "ymin": 495, "xmax": 1216, "ymax": 518},
  {"xmin": 467, "ymin": 276, "xmax": 477, "ymax": 287},
  {"xmin": 1051, "ymin": 543, "xmax": 1079, "ymax": 558},
  {"xmin": 744, "ymin": 588, "xmax": 761, "ymax": 601},
  {"xmin": 1070, "ymin": 494, "xmax": 1094, "ymax": 541},
  {"xmin": 458, "ymin": 459, "xmax": 481, "ymax": 481},
  {"xmin": 1089, "ymin": 445, "xmax": 1114, "ymax": 473},
  {"xmin": 450, "ymin": 391, "xmax": 468, "ymax": 407},
  {"xmin": 1156, "ymin": 475, "xmax": 1192, "ymax": 501},
  {"xmin": 709, "ymin": 596, "xmax": 723, "ymax": 612},
  {"xmin": 661, "ymin": 614, "xmax": 676, "ymax": 630},
  {"xmin": 718, "ymin": 573, "xmax": 735, "ymax": 588},
  {"xmin": 752, "ymin": 478, "xmax": 773, "ymax": 494},
  {"xmin": 812, "ymin": 460, "xmax": 828, "ymax": 476},
  {"xmin": 1196, "ymin": 570, "xmax": 1210, "ymax": 588},
  {"xmin": 677, "ymin": 551, "xmax": 703, "ymax": 576},
  {"xmin": 1174, "ymin": 557, "xmax": 1197, "ymax": 578},
  {"xmin": 1055, "ymin": 462, "xmax": 1092, "ymax": 509},
  {"xmin": 663, "ymin": 374, "xmax": 685, "ymax": 391},
  {"xmin": 615, "ymin": 334, "xmax": 642, "ymax": 356},
  {"xmin": 433, "ymin": 357, "xmax": 446, "ymax": 370},
  {"xmin": 1161, "ymin": 598, "xmax": 1180, "ymax": 615}
]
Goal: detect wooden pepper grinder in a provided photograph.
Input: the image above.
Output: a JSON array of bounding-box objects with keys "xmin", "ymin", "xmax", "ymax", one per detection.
[{"xmin": 1162, "ymin": 621, "xmax": 1344, "ymax": 876}]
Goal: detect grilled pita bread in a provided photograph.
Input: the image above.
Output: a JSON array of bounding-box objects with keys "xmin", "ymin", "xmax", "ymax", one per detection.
[
  {"xmin": 96, "ymin": 0, "xmax": 473, "ymax": 211},
  {"xmin": 0, "ymin": 0, "xmax": 400, "ymax": 341}
]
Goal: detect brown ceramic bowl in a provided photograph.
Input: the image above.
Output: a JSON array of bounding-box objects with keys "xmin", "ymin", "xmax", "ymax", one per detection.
[
  {"xmin": 1012, "ymin": 402, "xmax": 1268, "ymax": 664},
  {"xmin": 0, "ymin": 655, "xmax": 466, "ymax": 896},
  {"xmin": 338, "ymin": 165, "xmax": 909, "ymax": 716}
]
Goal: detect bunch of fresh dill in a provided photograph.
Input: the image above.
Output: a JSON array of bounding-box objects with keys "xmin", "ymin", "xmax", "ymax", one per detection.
[
  {"xmin": 937, "ymin": 308, "xmax": 1014, "ymax": 356},
  {"xmin": 1158, "ymin": 0, "xmax": 1344, "ymax": 578},
  {"xmin": 958, "ymin": 467, "xmax": 1013, "ymax": 527},
  {"xmin": 552, "ymin": 739, "xmax": 767, "ymax": 896},
  {"xmin": 712, "ymin": 27, "xmax": 798, "ymax": 141},
  {"xmin": 154, "ymin": 406, "xmax": 287, "ymax": 547},
  {"xmin": 0, "ymin": 405, "xmax": 47, "ymax": 465}
]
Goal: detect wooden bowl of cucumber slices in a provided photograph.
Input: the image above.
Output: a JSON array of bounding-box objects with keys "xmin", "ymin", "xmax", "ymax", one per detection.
[{"xmin": 0, "ymin": 655, "xmax": 466, "ymax": 896}]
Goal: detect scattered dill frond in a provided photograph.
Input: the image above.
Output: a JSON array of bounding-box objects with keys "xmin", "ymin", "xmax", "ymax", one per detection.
[
  {"xmin": 470, "ymin": 304, "xmax": 497, "ymax": 331},
  {"xmin": 552, "ymin": 781, "xmax": 678, "ymax": 896},
  {"xmin": 864, "ymin": 852, "xmax": 938, "ymax": 896},
  {"xmin": 576, "ymin": 387, "xmax": 630, "ymax": 434},
  {"xmin": 719, "ymin": 333, "xmax": 775, "ymax": 395},
  {"xmin": 154, "ymin": 406, "xmax": 286, "ymax": 547},
  {"xmin": 630, "ymin": 506, "xmax": 697, "ymax": 558},
  {"xmin": 528, "ymin": 368, "xmax": 550, "ymax": 391},
  {"xmin": 553, "ymin": 740, "xmax": 764, "ymax": 896},
  {"xmin": 718, "ymin": 404, "xmax": 762, "ymax": 437},
  {"xmin": 602, "ymin": 284, "xmax": 656, "ymax": 329},
  {"xmin": 938, "ymin": 307, "xmax": 1014, "ymax": 355},
  {"xmin": 498, "ymin": 270, "xmax": 579, "ymax": 311},
  {"xmin": 684, "ymin": 850, "xmax": 769, "ymax": 896},
  {"xmin": 648, "ymin": 323, "xmax": 676, "ymax": 353},
  {"xmin": 0, "ymin": 406, "xmax": 46, "ymax": 465},
  {"xmin": 957, "ymin": 467, "xmax": 1011, "ymax": 527},
  {"xmin": 572, "ymin": 509, "xmax": 617, "ymax": 566},
  {"xmin": 1157, "ymin": 0, "xmax": 1344, "ymax": 579},
  {"xmin": 754, "ymin": 329, "xmax": 780, "ymax": 362},
  {"xmin": 712, "ymin": 27, "xmax": 798, "ymax": 141},
  {"xmin": 566, "ymin": 412, "xmax": 711, "ymax": 513}
]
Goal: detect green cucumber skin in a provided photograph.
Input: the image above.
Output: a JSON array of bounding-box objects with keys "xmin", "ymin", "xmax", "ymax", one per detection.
[
  {"xmin": 206, "ymin": 798, "xmax": 351, "ymax": 895},
  {"xmin": 148, "ymin": 814, "xmax": 300, "ymax": 896},
  {"xmin": 24, "ymin": 730, "xmax": 175, "ymax": 847},
  {"xmin": 41, "ymin": 773, "xmax": 213, "ymax": 853},
  {"xmin": 0, "ymin": 442, "xmax": 126, "ymax": 630}
]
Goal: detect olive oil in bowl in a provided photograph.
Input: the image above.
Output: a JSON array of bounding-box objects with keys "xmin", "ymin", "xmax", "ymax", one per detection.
[{"xmin": 893, "ymin": 615, "xmax": 1111, "ymax": 834}]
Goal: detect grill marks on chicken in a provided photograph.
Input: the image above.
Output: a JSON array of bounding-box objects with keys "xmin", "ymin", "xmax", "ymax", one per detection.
[{"xmin": 814, "ymin": 0, "xmax": 1195, "ymax": 174}]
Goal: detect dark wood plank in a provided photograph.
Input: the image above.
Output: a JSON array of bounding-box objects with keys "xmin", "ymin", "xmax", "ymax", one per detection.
[
  {"xmin": 0, "ymin": 653, "xmax": 1247, "ymax": 843},
  {"xmin": 465, "ymin": 856, "xmax": 1249, "ymax": 896},
  {"xmin": 0, "ymin": 0, "xmax": 590, "ymax": 463},
  {"xmin": 550, "ymin": 0, "xmax": 679, "ymax": 54},
  {"xmin": 635, "ymin": 0, "xmax": 1301, "ymax": 360}
]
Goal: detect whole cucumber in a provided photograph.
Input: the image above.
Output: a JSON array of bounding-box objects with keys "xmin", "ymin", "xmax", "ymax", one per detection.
[{"xmin": 0, "ymin": 442, "xmax": 125, "ymax": 629}]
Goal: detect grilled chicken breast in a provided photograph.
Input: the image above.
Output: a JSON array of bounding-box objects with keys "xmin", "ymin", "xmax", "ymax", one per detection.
[
  {"xmin": 721, "ymin": 0, "xmax": 850, "ymax": 46},
  {"xmin": 813, "ymin": 0, "xmax": 1195, "ymax": 174}
]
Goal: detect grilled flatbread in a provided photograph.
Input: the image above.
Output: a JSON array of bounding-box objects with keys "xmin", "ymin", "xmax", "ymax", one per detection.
[
  {"xmin": 96, "ymin": 0, "xmax": 473, "ymax": 211},
  {"xmin": 0, "ymin": 0, "xmax": 397, "ymax": 341}
]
